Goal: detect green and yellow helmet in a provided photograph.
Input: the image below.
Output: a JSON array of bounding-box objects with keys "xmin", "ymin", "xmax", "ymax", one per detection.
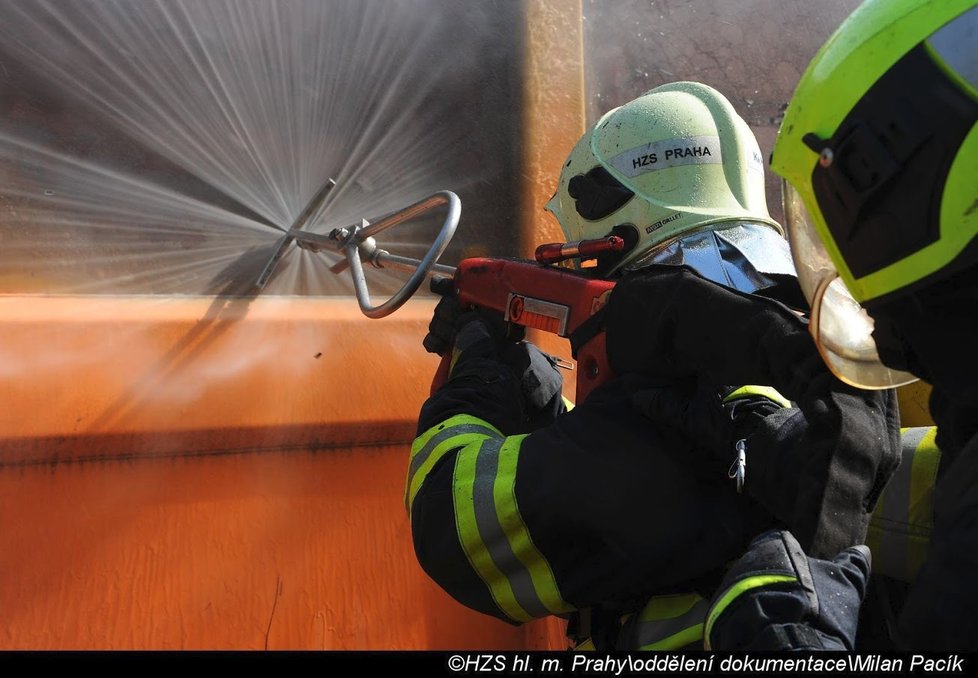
[
  {"xmin": 547, "ymin": 81, "xmax": 781, "ymax": 275},
  {"xmin": 772, "ymin": 0, "xmax": 978, "ymax": 389}
]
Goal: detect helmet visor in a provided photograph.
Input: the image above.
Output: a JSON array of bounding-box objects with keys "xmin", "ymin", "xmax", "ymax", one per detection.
[{"xmin": 782, "ymin": 180, "xmax": 917, "ymax": 389}]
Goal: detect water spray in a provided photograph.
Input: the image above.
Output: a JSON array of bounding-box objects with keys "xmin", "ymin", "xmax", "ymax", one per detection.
[{"xmin": 254, "ymin": 179, "xmax": 460, "ymax": 318}]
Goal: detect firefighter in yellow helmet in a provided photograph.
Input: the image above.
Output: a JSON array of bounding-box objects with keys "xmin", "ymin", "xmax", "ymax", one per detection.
[
  {"xmin": 410, "ymin": 82, "xmax": 899, "ymax": 650},
  {"xmin": 619, "ymin": 0, "xmax": 978, "ymax": 651}
]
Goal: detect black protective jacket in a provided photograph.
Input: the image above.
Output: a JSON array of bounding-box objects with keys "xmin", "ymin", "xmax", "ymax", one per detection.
[
  {"xmin": 408, "ymin": 266, "xmax": 900, "ymax": 639},
  {"xmin": 604, "ymin": 266, "xmax": 902, "ymax": 559},
  {"xmin": 409, "ymin": 323, "xmax": 775, "ymax": 629}
]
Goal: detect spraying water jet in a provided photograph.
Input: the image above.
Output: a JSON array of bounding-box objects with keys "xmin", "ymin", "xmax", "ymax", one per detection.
[{"xmin": 254, "ymin": 179, "xmax": 460, "ymax": 317}]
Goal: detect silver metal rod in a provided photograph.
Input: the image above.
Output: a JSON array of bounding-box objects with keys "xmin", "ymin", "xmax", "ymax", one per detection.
[
  {"xmin": 346, "ymin": 240, "xmax": 379, "ymax": 318},
  {"xmin": 290, "ymin": 229, "xmax": 342, "ymax": 254},
  {"xmin": 253, "ymin": 185, "xmax": 459, "ymax": 317},
  {"xmin": 252, "ymin": 178, "xmax": 337, "ymax": 291},
  {"xmin": 254, "ymin": 233, "xmax": 295, "ymax": 291},
  {"xmin": 360, "ymin": 192, "xmax": 458, "ymax": 240},
  {"xmin": 290, "ymin": 178, "xmax": 336, "ymax": 231},
  {"xmin": 373, "ymin": 251, "xmax": 456, "ymax": 278}
]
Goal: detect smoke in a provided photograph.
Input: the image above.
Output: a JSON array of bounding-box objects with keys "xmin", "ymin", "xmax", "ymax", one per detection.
[
  {"xmin": 581, "ymin": 0, "xmax": 863, "ymax": 223},
  {"xmin": 0, "ymin": 0, "xmax": 525, "ymax": 295},
  {"xmin": 0, "ymin": 0, "xmax": 868, "ymax": 293}
]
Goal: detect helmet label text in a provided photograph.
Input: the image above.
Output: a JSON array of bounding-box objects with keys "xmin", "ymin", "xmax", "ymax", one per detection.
[
  {"xmin": 606, "ymin": 135, "xmax": 723, "ymax": 178},
  {"xmin": 645, "ymin": 212, "xmax": 681, "ymax": 234}
]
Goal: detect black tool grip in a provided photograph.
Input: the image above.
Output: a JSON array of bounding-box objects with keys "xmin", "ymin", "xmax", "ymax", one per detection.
[{"xmin": 429, "ymin": 276, "xmax": 455, "ymax": 296}]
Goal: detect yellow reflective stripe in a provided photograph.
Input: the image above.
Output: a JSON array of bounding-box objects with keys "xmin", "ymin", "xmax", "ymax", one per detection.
[
  {"xmin": 704, "ymin": 574, "xmax": 798, "ymax": 651},
  {"xmin": 453, "ymin": 438, "xmax": 531, "ymax": 622},
  {"xmin": 868, "ymin": 426, "xmax": 938, "ymax": 582},
  {"xmin": 635, "ymin": 593, "xmax": 709, "ymax": 650},
  {"xmin": 723, "ymin": 385, "xmax": 791, "ymax": 409},
  {"xmin": 561, "ymin": 396, "xmax": 575, "ymax": 412},
  {"xmin": 453, "ymin": 434, "xmax": 573, "ymax": 622},
  {"xmin": 641, "ymin": 624, "xmax": 705, "ymax": 651},
  {"xmin": 638, "ymin": 592, "xmax": 702, "ymax": 621},
  {"xmin": 406, "ymin": 414, "xmax": 501, "ymax": 512},
  {"xmin": 495, "ymin": 436, "xmax": 574, "ymax": 616},
  {"xmin": 449, "ymin": 346, "xmax": 462, "ymax": 376},
  {"xmin": 907, "ymin": 427, "xmax": 940, "ymax": 577},
  {"xmin": 868, "ymin": 427, "xmax": 923, "ymax": 579},
  {"xmin": 413, "ymin": 413, "xmax": 498, "ymax": 452}
]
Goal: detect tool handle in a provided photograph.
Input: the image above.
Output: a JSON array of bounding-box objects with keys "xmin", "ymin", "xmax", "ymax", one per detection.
[{"xmin": 427, "ymin": 258, "xmax": 616, "ymax": 402}]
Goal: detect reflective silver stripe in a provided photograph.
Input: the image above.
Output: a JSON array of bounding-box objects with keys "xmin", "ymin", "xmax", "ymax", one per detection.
[
  {"xmin": 928, "ymin": 6, "xmax": 978, "ymax": 92},
  {"xmin": 607, "ymin": 135, "xmax": 723, "ymax": 178},
  {"xmin": 634, "ymin": 595, "xmax": 709, "ymax": 650},
  {"xmin": 470, "ymin": 438, "xmax": 551, "ymax": 619},
  {"xmin": 406, "ymin": 415, "xmax": 501, "ymax": 512},
  {"xmin": 408, "ymin": 422, "xmax": 499, "ymax": 488},
  {"xmin": 870, "ymin": 427, "xmax": 936, "ymax": 582}
]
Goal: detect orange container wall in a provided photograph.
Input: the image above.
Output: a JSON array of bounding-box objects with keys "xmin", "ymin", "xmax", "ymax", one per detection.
[
  {"xmin": 1, "ymin": 446, "xmax": 508, "ymax": 649},
  {"xmin": 1, "ymin": 0, "xmax": 585, "ymax": 650},
  {"xmin": 0, "ymin": 296, "xmax": 561, "ymax": 649},
  {"xmin": 519, "ymin": 0, "xmax": 586, "ymax": 398}
]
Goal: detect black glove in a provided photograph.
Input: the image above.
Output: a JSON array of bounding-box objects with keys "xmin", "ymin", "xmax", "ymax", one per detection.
[
  {"xmin": 421, "ymin": 280, "xmax": 561, "ymax": 428},
  {"xmin": 499, "ymin": 341, "xmax": 566, "ymax": 429},
  {"xmin": 422, "ymin": 278, "xmax": 518, "ymax": 356},
  {"xmin": 631, "ymin": 382, "xmax": 788, "ymax": 489},
  {"xmin": 706, "ymin": 530, "xmax": 871, "ymax": 651},
  {"xmin": 439, "ymin": 321, "xmax": 565, "ymax": 429},
  {"xmin": 422, "ymin": 280, "xmax": 472, "ymax": 356}
]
